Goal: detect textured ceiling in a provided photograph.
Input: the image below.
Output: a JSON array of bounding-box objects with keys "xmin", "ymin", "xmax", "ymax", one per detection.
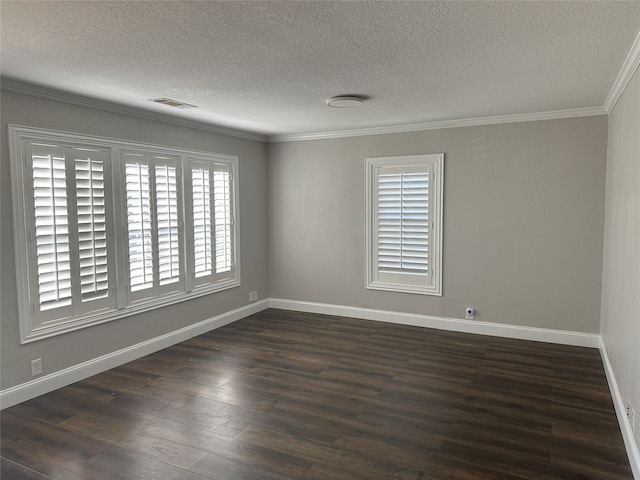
[{"xmin": 2, "ymin": 1, "xmax": 640, "ymax": 139}]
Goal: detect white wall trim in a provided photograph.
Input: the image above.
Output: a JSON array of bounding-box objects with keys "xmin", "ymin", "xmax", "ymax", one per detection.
[
  {"xmin": 268, "ymin": 298, "xmax": 600, "ymax": 348},
  {"xmin": 267, "ymin": 107, "xmax": 608, "ymax": 143},
  {"xmin": 600, "ymin": 339, "xmax": 640, "ymax": 480},
  {"xmin": 0, "ymin": 78, "xmax": 266, "ymax": 143},
  {"xmin": 0, "ymin": 299, "xmax": 269, "ymax": 410},
  {"xmin": 605, "ymin": 30, "xmax": 640, "ymax": 113}
]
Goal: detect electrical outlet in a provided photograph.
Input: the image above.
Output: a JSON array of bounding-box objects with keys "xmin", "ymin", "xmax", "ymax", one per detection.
[
  {"xmin": 465, "ymin": 307, "xmax": 474, "ymax": 320},
  {"xmin": 249, "ymin": 291, "xmax": 258, "ymax": 302},
  {"xmin": 31, "ymin": 358, "xmax": 43, "ymax": 377}
]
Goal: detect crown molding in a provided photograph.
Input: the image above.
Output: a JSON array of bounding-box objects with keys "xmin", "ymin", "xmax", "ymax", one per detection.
[
  {"xmin": 267, "ymin": 106, "xmax": 608, "ymax": 143},
  {"xmin": 605, "ymin": 30, "xmax": 640, "ymax": 113},
  {"xmin": 1, "ymin": 78, "xmax": 611, "ymax": 145},
  {"xmin": 0, "ymin": 78, "xmax": 267, "ymax": 143}
]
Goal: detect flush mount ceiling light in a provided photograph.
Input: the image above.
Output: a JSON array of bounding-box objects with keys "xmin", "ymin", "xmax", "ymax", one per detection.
[
  {"xmin": 326, "ymin": 95, "xmax": 364, "ymax": 108},
  {"xmin": 149, "ymin": 97, "xmax": 197, "ymax": 109}
]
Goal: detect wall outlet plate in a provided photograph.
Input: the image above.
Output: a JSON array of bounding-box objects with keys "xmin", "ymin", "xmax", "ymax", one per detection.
[{"xmin": 31, "ymin": 358, "xmax": 43, "ymax": 376}]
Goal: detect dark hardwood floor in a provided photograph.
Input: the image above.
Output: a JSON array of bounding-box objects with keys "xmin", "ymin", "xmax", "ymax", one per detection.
[{"xmin": 1, "ymin": 309, "xmax": 633, "ymax": 480}]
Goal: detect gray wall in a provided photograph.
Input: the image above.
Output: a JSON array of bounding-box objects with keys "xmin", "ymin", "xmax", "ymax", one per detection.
[
  {"xmin": 0, "ymin": 91, "xmax": 269, "ymax": 390},
  {"xmin": 601, "ymin": 67, "xmax": 640, "ymax": 448},
  {"xmin": 268, "ymin": 116, "xmax": 608, "ymax": 333}
]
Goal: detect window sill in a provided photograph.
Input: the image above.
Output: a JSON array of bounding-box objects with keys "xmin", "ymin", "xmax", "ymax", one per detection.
[
  {"xmin": 366, "ymin": 281, "xmax": 442, "ymax": 296},
  {"xmin": 21, "ymin": 279, "xmax": 240, "ymax": 344}
]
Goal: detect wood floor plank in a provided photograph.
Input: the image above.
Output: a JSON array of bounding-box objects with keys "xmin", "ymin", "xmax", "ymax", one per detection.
[
  {"xmin": 1, "ymin": 457, "xmax": 54, "ymax": 480},
  {"xmin": 142, "ymin": 418, "xmax": 234, "ymax": 453},
  {"xmin": 2, "ymin": 439, "xmax": 129, "ymax": 480},
  {"xmin": 436, "ymin": 439, "xmax": 553, "ymax": 480},
  {"xmin": 87, "ymin": 446, "xmax": 209, "ymax": 480},
  {"xmin": 1, "ymin": 410, "xmax": 111, "ymax": 460},
  {"xmin": 59, "ymin": 409, "xmax": 158, "ymax": 444},
  {"xmin": 191, "ymin": 437, "xmax": 314, "ymax": 480},
  {"xmin": 116, "ymin": 432, "xmax": 209, "ymax": 469},
  {"xmin": 1, "ymin": 309, "xmax": 633, "ymax": 479},
  {"xmin": 156, "ymin": 403, "xmax": 248, "ymax": 438}
]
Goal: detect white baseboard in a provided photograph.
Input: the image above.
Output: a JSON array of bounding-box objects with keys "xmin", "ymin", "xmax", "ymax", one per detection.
[
  {"xmin": 600, "ymin": 340, "xmax": 640, "ymax": 480},
  {"xmin": 0, "ymin": 299, "xmax": 269, "ymax": 410},
  {"xmin": 268, "ymin": 298, "xmax": 601, "ymax": 348}
]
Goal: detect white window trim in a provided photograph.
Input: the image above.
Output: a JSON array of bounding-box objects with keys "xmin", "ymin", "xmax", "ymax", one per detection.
[
  {"xmin": 9, "ymin": 125, "xmax": 240, "ymax": 343},
  {"xmin": 365, "ymin": 153, "xmax": 444, "ymax": 296}
]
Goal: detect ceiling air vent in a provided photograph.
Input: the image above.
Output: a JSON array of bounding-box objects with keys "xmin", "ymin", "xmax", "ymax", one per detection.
[{"xmin": 149, "ymin": 97, "xmax": 197, "ymax": 109}]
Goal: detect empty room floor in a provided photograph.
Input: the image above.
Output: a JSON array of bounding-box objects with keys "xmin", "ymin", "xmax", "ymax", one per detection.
[{"xmin": 1, "ymin": 309, "xmax": 633, "ymax": 480}]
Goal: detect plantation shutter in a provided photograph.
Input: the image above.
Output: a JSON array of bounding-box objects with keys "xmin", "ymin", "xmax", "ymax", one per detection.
[
  {"xmin": 124, "ymin": 153, "xmax": 183, "ymax": 299},
  {"xmin": 74, "ymin": 149, "xmax": 110, "ymax": 302},
  {"xmin": 192, "ymin": 165, "xmax": 212, "ymax": 278},
  {"xmin": 155, "ymin": 164, "xmax": 180, "ymax": 285},
  {"xmin": 190, "ymin": 160, "xmax": 234, "ymax": 286},
  {"xmin": 213, "ymin": 165, "xmax": 232, "ymax": 273},
  {"xmin": 125, "ymin": 158, "xmax": 154, "ymax": 292},
  {"xmin": 30, "ymin": 144, "xmax": 73, "ymax": 312},
  {"xmin": 26, "ymin": 143, "xmax": 113, "ymax": 323},
  {"xmin": 377, "ymin": 168, "xmax": 430, "ymax": 275}
]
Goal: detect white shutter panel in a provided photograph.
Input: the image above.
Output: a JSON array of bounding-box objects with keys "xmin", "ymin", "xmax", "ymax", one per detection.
[
  {"xmin": 125, "ymin": 160, "xmax": 154, "ymax": 292},
  {"xmin": 74, "ymin": 149, "xmax": 110, "ymax": 302},
  {"xmin": 192, "ymin": 166, "xmax": 212, "ymax": 277},
  {"xmin": 377, "ymin": 173, "xmax": 402, "ymax": 270},
  {"xmin": 377, "ymin": 170, "xmax": 429, "ymax": 274},
  {"xmin": 402, "ymin": 172, "xmax": 430, "ymax": 272},
  {"xmin": 213, "ymin": 166, "xmax": 232, "ymax": 273},
  {"xmin": 31, "ymin": 144, "xmax": 73, "ymax": 311},
  {"xmin": 155, "ymin": 165, "xmax": 180, "ymax": 285}
]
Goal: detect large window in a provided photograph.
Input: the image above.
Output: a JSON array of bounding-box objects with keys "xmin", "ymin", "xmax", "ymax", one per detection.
[
  {"xmin": 365, "ymin": 154, "xmax": 443, "ymax": 295},
  {"xmin": 9, "ymin": 125, "xmax": 239, "ymax": 343}
]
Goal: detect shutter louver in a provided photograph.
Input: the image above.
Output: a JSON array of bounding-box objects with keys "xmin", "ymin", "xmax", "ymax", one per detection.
[
  {"xmin": 192, "ymin": 167, "xmax": 212, "ymax": 277},
  {"xmin": 155, "ymin": 165, "xmax": 180, "ymax": 285},
  {"xmin": 125, "ymin": 162, "xmax": 154, "ymax": 291},
  {"xmin": 377, "ymin": 171, "xmax": 430, "ymax": 274},
  {"xmin": 32, "ymin": 145, "xmax": 72, "ymax": 311},
  {"xmin": 75, "ymin": 151, "xmax": 109, "ymax": 302},
  {"xmin": 213, "ymin": 168, "xmax": 232, "ymax": 273}
]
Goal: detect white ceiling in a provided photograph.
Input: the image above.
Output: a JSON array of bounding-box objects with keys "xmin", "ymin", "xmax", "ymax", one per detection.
[{"xmin": 2, "ymin": 1, "xmax": 640, "ymax": 141}]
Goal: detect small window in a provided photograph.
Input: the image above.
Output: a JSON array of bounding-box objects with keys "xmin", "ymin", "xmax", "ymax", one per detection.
[{"xmin": 366, "ymin": 154, "xmax": 443, "ymax": 295}]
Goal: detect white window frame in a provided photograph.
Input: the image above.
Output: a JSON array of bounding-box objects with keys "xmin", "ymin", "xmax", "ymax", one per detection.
[
  {"xmin": 9, "ymin": 125, "xmax": 240, "ymax": 343},
  {"xmin": 365, "ymin": 153, "xmax": 444, "ymax": 296}
]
